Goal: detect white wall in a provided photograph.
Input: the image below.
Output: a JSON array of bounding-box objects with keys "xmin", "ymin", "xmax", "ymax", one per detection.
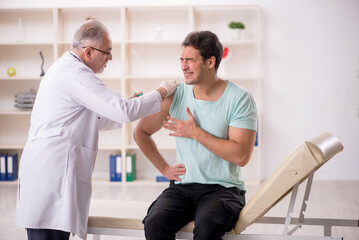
[
  {"xmin": 258, "ymin": 0, "xmax": 359, "ymax": 180},
  {"xmin": 1, "ymin": 0, "xmax": 358, "ymax": 180}
]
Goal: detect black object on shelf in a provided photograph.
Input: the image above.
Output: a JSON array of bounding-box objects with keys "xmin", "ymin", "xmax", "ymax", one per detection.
[{"xmin": 39, "ymin": 51, "xmax": 45, "ymax": 77}]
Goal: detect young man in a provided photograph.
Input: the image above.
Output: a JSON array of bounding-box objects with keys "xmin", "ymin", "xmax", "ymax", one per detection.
[
  {"xmin": 134, "ymin": 31, "xmax": 257, "ymax": 239},
  {"xmin": 15, "ymin": 20, "xmax": 178, "ymax": 240}
]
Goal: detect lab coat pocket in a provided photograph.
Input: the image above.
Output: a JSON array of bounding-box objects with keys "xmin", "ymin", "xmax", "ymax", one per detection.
[
  {"xmin": 69, "ymin": 145, "xmax": 96, "ymax": 184},
  {"xmin": 29, "ymin": 128, "xmax": 63, "ymax": 141}
]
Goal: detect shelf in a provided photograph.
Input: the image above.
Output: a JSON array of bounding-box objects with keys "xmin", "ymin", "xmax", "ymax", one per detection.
[
  {"xmin": 0, "ymin": 144, "xmax": 25, "ymax": 149},
  {"xmin": 57, "ymin": 41, "xmax": 122, "ymax": 45},
  {"xmin": 0, "ymin": 110, "xmax": 32, "ymax": 115},
  {"xmin": 126, "ymin": 144, "xmax": 176, "ymax": 150},
  {"xmin": 97, "ymin": 76, "xmax": 121, "ymax": 81},
  {"xmin": 0, "ymin": 42, "xmax": 53, "ymax": 46},
  {"xmin": 98, "ymin": 145, "xmax": 122, "ymax": 150},
  {"xmin": 0, "ymin": 5, "xmax": 262, "ymax": 182},
  {"xmin": 125, "ymin": 40, "xmax": 181, "ymax": 45},
  {"xmin": 91, "ymin": 178, "xmax": 169, "ymax": 185},
  {"xmin": 0, "ymin": 76, "xmax": 42, "ymax": 81},
  {"xmin": 125, "ymin": 75, "xmax": 183, "ymax": 80}
]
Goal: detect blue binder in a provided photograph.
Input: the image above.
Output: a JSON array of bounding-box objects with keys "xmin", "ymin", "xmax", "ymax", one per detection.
[
  {"xmin": 156, "ymin": 175, "xmax": 170, "ymax": 182},
  {"xmin": 0, "ymin": 154, "xmax": 6, "ymax": 181},
  {"xmin": 6, "ymin": 154, "xmax": 18, "ymax": 181},
  {"xmin": 109, "ymin": 154, "xmax": 122, "ymax": 181}
]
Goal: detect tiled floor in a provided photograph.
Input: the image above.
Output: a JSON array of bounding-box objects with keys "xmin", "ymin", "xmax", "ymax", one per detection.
[{"xmin": 1, "ymin": 180, "xmax": 358, "ymax": 240}]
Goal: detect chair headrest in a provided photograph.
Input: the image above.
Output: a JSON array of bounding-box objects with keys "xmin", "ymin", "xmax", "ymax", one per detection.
[
  {"xmin": 306, "ymin": 132, "xmax": 344, "ymax": 164},
  {"xmin": 306, "ymin": 132, "xmax": 343, "ymax": 164}
]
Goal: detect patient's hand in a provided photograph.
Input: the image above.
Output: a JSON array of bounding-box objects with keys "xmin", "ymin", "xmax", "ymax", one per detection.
[
  {"xmin": 163, "ymin": 107, "xmax": 200, "ymax": 140},
  {"xmin": 162, "ymin": 163, "xmax": 186, "ymax": 182}
]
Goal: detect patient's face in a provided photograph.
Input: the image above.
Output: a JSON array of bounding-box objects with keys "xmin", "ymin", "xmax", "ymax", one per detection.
[{"xmin": 180, "ymin": 46, "xmax": 206, "ymax": 85}]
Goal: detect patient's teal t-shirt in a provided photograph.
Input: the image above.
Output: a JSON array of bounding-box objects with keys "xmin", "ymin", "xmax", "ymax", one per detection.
[{"xmin": 169, "ymin": 81, "xmax": 257, "ymax": 191}]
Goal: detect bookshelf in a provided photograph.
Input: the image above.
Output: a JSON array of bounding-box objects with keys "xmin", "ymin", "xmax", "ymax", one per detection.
[{"xmin": 0, "ymin": 5, "xmax": 262, "ymax": 182}]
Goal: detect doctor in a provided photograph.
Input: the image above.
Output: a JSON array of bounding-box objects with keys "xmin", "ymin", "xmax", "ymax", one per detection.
[{"xmin": 15, "ymin": 20, "xmax": 178, "ymax": 240}]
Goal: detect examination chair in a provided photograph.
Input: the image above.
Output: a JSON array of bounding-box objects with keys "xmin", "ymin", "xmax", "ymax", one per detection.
[{"xmin": 87, "ymin": 132, "xmax": 358, "ymax": 239}]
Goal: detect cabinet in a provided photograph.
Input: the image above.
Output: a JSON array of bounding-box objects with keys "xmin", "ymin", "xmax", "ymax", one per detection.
[{"xmin": 0, "ymin": 5, "xmax": 262, "ymax": 182}]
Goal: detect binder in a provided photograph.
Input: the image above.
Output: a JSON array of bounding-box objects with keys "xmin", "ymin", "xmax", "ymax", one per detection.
[
  {"xmin": 254, "ymin": 131, "xmax": 258, "ymax": 147},
  {"xmin": 156, "ymin": 175, "xmax": 170, "ymax": 182},
  {"xmin": 126, "ymin": 154, "xmax": 136, "ymax": 182},
  {"xmin": 0, "ymin": 154, "xmax": 6, "ymax": 181},
  {"xmin": 115, "ymin": 155, "xmax": 122, "ymax": 181},
  {"xmin": 6, "ymin": 154, "xmax": 18, "ymax": 181},
  {"xmin": 109, "ymin": 154, "xmax": 122, "ymax": 181},
  {"xmin": 110, "ymin": 155, "xmax": 116, "ymax": 181}
]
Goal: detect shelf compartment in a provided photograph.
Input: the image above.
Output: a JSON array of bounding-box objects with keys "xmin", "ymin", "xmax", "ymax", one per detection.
[
  {"xmin": 0, "ymin": 9, "xmax": 53, "ymax": 44},
  {"xmin": 58, "ymin": 8, "xmax": 123, "ymax": 43},
  {"xmin": 125, "ymin": 148, "xmax": 177, "ymax": 180},
  {"xmin": 0, "ymin": 80, "xmax": 40, "ymax": 111},
  {"xmin": 0, "ymin": 45, "xmax": 53, "ymax": 79},
  {"xmin": 217, "ymin": 44, "xmax": 260, "ymax": 78},
  {"xmin": 0, "ymin": 115, "xmax": 30, "ymax": 146},
  {"xmin": 126, "ymin": 7, "xmax": 189, "ymax": 42},
  {"xmin": 126, "ymin": 44, "xmax": 182, "ymax": 77},
  {"xmin": 194, "ymin": 6, "xmax": 260, "ymax": 41},
  {"xmin": 98, "ymin": 129, "xmax": 122, "ymax": 149}
]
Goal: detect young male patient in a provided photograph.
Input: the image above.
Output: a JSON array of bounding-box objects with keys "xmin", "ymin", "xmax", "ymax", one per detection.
[{"xmin": 134, "ymin": 30, "xmax": 257, "ymax": 240}]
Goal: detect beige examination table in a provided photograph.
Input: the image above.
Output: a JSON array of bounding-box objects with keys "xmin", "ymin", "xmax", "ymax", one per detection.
[{"xmin": 87, "ymin": 132, "xmax": 358, "ymax": 239}]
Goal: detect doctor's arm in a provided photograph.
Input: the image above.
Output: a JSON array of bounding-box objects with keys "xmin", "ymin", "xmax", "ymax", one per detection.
[
  {"xmin": 133, "ymin": 96, "xmax": 186, "ymax": 181},
  {"xmin": 163, "ymin": 107, "xmax": 256, "ymax": 167}
]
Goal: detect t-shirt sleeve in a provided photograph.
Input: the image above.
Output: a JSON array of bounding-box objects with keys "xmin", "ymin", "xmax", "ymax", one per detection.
[
  {"xmin": 169, "ymin": 83, "xmax": 185, "ymax": 116},
  {"xmin": 229, "ymin": 90, "xmax": 258, "ymax": 131}
]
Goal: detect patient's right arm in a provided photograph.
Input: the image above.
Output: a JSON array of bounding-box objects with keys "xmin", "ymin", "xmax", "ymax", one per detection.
[{"xmin": 133, "ymin": 95, "xmax": 186, "ymax": 181}]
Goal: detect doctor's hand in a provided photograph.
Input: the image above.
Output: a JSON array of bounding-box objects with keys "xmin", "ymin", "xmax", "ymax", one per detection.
[
  {"xmin": 163, "ymin": 107, "xmax": 201, "ymax": 140},
  {"xmin": 156, "ymin": 80, "xmax": 179, "ymax": 98},
  {"xmin": 161, "ymin": 163, "xmax": 186, "ymax": 182},
  {"xmin": 128, "ymin": 91, "xmax": 143, "ymax": 99}
]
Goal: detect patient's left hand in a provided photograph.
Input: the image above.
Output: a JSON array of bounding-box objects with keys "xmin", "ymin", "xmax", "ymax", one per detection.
[{"xmin": 163, "ymin": 107, "xmax": 200, "ymax": 140}]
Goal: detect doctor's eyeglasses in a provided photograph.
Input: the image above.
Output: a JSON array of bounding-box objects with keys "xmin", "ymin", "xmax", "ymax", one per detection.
[{"xmin": 82, "ymin": 46, "xmax": 112, "ymax": 56}]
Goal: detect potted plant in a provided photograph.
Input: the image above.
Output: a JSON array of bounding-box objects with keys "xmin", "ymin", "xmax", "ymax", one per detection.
[{"xmin": 228, "ymin": 21, "xmax": 245, "ymax": 40}]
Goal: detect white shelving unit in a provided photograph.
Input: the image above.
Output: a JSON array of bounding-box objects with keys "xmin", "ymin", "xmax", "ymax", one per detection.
[{"xmin": 0, "ymin": 5, "xmax": 262, "ymax": 182}]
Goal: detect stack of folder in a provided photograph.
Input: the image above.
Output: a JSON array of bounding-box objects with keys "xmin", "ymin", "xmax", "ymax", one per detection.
[
  {"xmin": 0, "ymin": 153, "xmax": 18, "ymax": 181},
  {"xmin": 14, "ymin": 88, "xmax": 37, "ymax": 110},
  {"xmin": 109, "ymin": 154, "xmax": 136, "ymax": 182}
]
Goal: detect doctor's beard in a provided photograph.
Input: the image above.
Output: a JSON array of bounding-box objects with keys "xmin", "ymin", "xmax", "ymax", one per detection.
[{"xmin": 96, "ymin": 61, "xmax": 108, "ymax": 74}]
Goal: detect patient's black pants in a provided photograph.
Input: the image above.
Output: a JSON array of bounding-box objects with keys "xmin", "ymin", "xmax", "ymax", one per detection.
[{"xmin": 143, "ymin": 181, "xmax": 245, "ymax": 240}]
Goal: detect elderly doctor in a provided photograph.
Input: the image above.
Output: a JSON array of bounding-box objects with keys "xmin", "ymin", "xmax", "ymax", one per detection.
[{"xmin": 15, "ymin": 20, "xmax": 178, "ymax": 240}]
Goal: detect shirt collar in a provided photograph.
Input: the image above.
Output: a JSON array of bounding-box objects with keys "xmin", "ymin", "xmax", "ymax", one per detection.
[{"xmin": 69, "ymin": 51, "xmax": 84, "ymax": 63}]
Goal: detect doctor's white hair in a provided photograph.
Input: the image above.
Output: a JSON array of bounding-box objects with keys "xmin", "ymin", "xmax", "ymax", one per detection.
[{"xmin": 72, "ymin": 20, "xmax": 109, "ymax": 49}]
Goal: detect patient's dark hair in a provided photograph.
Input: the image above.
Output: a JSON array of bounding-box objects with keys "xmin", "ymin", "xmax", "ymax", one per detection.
[{"xmin": 182, "ymin": 31, "xmax": 223, "ymax": 71}]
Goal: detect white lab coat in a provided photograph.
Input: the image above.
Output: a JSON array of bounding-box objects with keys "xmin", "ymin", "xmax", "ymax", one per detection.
[{"xmin": 15, "ymin": 52, "xmax": 162, "ymax": 239}]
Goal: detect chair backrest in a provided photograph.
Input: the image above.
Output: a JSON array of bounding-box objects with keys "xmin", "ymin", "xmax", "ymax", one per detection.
[{"xmin": 234, "ymin": 132, "xmax": 343, "ymax": 233}]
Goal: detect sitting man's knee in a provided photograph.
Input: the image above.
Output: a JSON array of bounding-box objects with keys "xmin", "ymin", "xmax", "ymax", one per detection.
[
  {"xmin": 194, "ymin": 210, "xmax": 237, "ymax": 239},
  {"xmin": 144, "ymin": 211, "xmax": 177, "ymax": 240}
]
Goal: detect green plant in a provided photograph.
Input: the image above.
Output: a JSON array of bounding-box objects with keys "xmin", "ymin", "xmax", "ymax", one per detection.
[{"xmin": 228, "ymin": 21, "xmax": 245, "ymax": 29}]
